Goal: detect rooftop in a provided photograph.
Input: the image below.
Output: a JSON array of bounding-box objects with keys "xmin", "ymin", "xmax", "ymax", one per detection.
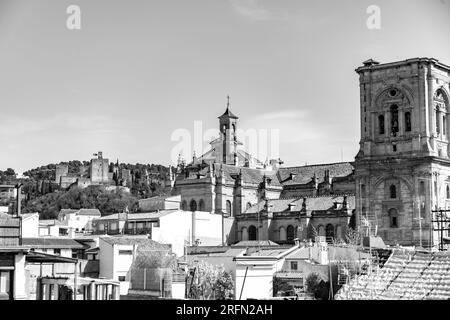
[{"xmin": 22, "ymin": 237, "xmax": 86, "ymax": 249}]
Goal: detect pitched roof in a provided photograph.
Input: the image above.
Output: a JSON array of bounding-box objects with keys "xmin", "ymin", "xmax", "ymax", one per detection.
[
  {"xmin": 335, "ymin": 250, "xmax": 450, "ymax": 300},
  {"xmin": 218, "ymin": 107, "xmax": 238, "ymax": 119},
  {"xmin": 22, "ymin": 237, "xmax": 86, "ymax": 249},
  {"xmin": 233, "ymin": 240, "xmax": 279, "ymax": 247},
  {"xmin": 278, "ymin": 162, "xmax": 354, "ymax": 186},
  {"xmin": 95, "ymin": 210, "xmax": 176, "ymax": 221},
  {"xmin": 77, "ymin": 209, "xmax": 101, "ymax": 216},
  {"xmin": 100, "ymin": 235, "xmax": 171, "ymax": 249},
  {"xmin": 245, "ymin": 195, "xmax": 356, "ymax": 213}
]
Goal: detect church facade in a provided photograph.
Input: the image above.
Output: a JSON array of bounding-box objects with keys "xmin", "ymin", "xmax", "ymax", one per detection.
[{"xmin": 169, "ymin": 57, "xmax": 450, "ymax": 249}]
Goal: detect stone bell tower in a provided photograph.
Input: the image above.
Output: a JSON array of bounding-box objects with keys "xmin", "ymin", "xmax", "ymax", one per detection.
[
  {"xmin": 218, "ymin": 96, "xmax": 239, "ymax": 165},
  {"xmin": 354, "ymin": 58, "xmax": 450, "ymax": 247}
]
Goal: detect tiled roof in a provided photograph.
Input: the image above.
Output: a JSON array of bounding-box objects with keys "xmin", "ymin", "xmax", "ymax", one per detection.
[
  {"xmin": 22, "ymin": 237, "xmax": 86, "ymax": 249},
  {"xmin": 335, "ymin": 250, "xmax": 450, "ymax": 300},
  {"xmin": 39, "ymin": 219, "xmax": 63, "ymax": 226},
  {"xmin": 233, "ymin": 240, "xmax": 279, "ymax": 247},
  {"xmin": 278, "ymin": 162, "xmax": 354, "ymax": 186},
  {"xmin": 59, "ymin": 209, "xmax": 101, "ymax": 216},
  {"xmin": 95, "ymin": 210, "xmax": 176, "ymax": 221},
  {"xmin": 77, "ymin": 209, "xmax": 101, "ymax": 216},
  {"xmin": 245, "ymin": 195, "xmax": 356, "ymax": 213},
  {"xmin": 100, "ymin": 236, "xmax": 171, "ymax": 249}
]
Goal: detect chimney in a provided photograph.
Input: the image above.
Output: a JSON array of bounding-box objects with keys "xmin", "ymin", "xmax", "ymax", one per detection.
[
  {"xmin": 288, "ymin": 203, "xmax": 296, "ymax": 211},
  {"xmin": 289, "ymin": 173, "xmax": 296, "ymax": 181}
]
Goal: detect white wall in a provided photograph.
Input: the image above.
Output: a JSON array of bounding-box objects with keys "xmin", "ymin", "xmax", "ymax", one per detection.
[
  {"xmin": 66, "ymin": 214, "xmax": 96, "ymax": 231},
  {"xmin": 152, "ymin": 210, "xmax": 224, "ymax": 257},
  {"xmin": 235, "ymin": 260, "xmax": 277, "ymax": 300},
  {"xmin": 22, "ymin": 214, "xmax": 39, "ymax": 237}
]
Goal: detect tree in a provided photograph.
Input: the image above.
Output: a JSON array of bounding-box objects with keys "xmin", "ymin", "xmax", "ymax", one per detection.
[
  {"xmin": 305, "ymin": 273, "xmax": 330, "ymax": 300},
  {"xmin": 307, "ymin": 223, "xmax": 318, "ymax": 241},
  {"xmin": 187, "ymin": 261, "xmax": 234, "ymax": 300},
  {"xmin": 345, "ymin": 227, "xmax": 361, "ymax": 246}
]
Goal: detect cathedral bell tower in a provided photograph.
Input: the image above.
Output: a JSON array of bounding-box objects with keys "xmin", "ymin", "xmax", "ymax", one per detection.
[
  {"xmin": 354, "ymin": 58, "xmax": 450, "ymax": 247},
  {"xmin": 218, "ymin": 96, "xmax": 239, "ymax": 165}
]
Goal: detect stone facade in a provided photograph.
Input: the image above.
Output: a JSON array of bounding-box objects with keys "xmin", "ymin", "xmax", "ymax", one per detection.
[{"xmin": 355, "ymin": 58, "xmax": 450, "ymax": 247}]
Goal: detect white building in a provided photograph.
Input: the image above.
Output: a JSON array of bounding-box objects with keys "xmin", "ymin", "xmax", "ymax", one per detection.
[
  {"xmin": 93, "ymin": 210, "xmax": 232, "ymax": 257},
  {"xmin": 21, "ymin": 213, "xmax": 39, "ymax": 238},
  {"xmin": 58, "ymin": 209, "xmax": 101, "ymax": 232},
  {"xmin": 98, "ymin": 236, "xmax": 171, "ymax": 296}
]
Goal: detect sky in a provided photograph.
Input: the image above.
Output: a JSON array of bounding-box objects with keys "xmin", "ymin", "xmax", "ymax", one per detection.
[{"xmin": 0, "ymin": 0, "xmax": 449, "ymax": 174}]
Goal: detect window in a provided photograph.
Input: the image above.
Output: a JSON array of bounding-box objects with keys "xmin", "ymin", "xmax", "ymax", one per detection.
[
  {"xmin": 405, "ymin": 112, "xmax": 411, "ymax": 132},
  {"xmin": 447, "ymin": 185, "xmax": 450, "ymax": 199},
  {"xmin": 419, "ymin": 181, "xmax": 425, "ymax": 196},
  {"xmin": 118, "ymin": 276, "xmax": 126, "ymax": 282},
  {"xmin": 99, "ymin": 223, "xmax": 105, "ymax": 231},
  {"xmin": 390, "ymin": 185, "xmax": 397, "ymax": 199},
  {"xmin": 246, "ymin": 202, "xmax": 252, "ymax": 211},
  {"xmin": 287, "ymin": 225, "xmax": 295, "ymax": 241},
  {"xmin": 444, "ymin": 116, "xmax": 447, "ymax": 136},
  {"xmin": 279, "ymin": 227, "xmax": 286, "ymax": 241},
  {"xmin": 198, "ymin": 199, "xmax": 205, "ymax": 211},
  {"xmin": 54, "ymin": 249, "xmax": 61, "ymax": 255},
  {"xmin": 436, "ymin": 108, "xmax": 441, "ymax": 134},
  {"xmin": 119, "ymin": 250, "xmax": 133, "ymax": 255},
  {"xmin": 189, "ymin": 199, "xmax": 197, "ymax": 212},
  {"xmin": 226, "ymin": 200, "xmax": 232, "ymax": 216},
  {"xmin": 390, "ymin": 105, "xmax": 399, "ymax": 135},
  {"xmin": 326, "ymin": 224, "xmax": 335, "ymax": 242},
  {"xmin": 378, "ymin": 115, "xmax": 385, "ymax": 134},
  {"xmin": 290, "ymin": 261, "xmax": 298, "ymax": 271},
  {"xmin": 393, "ymin": 144, "xmax": 397, "ymax": 152},
  {"xmin": 248, "ymin": 225, "xmax": 257, "ymax": 241},
  {"xmin": 110, "ymin": 222, "xmax": 118, "ymax": 230},
  {"xmin": 0, "ymin": 271, "xmax": 11, "ymax": 296},
  {"xmin": 361, "ymin": 184, "xmax": 366, "ymax": 198},
  {"xmin": 389, "ymin": 208, "xmax": 399, "ymax": 228},
  {"xmin": 181, "ymin": 200, "xmax": 187, "ymax": 211}
]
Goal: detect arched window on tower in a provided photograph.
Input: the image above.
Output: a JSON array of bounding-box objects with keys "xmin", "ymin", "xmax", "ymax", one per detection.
[
  {"xmin": 390, "ymin": 105, "xmax": 399, "ymax": 135},
  {"xmin": 405, "ymin": 112, "xmax": 411, "ymax": 132},
  {"xmin": 436, "ymin": 108, "xmax": 441, "ymax": 134},
  {"xmin": 189, "ymin": 200, "xmax": 197, "ymax": 212},
  {"xmin": 378, "ymin": 115, "xmax": 385, "ymax": 134},
  {"xmin": 390, "ymin": 185, "xmax": 397, "ymax": 199},
  {"xmin": 181, "ymin": 200, "xmax": 187, "ymax": 211},
  {"xmin": 444, "ymin": 115, "xmax": 447, "ymax": 136},
  {"xmin": 226, "ymin": 200, "xmax": 232, "ymax": 216}
]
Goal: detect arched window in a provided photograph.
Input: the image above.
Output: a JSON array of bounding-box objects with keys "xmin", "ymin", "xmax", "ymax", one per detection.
[
  {"xmin": 279, "ymin": 227, "xmax": 286, "ymax": 241},
  {"xmin": 436, "ymin": 108, "xmax": 441, "ymax": 134},
  {"xmin": 444, "ymin": 116, "xmax": 447, "ymax": 136},
  {"xmin": 181, "ymin": 200, "xmax": 187, "ymax": 211},
  {"xmin": 246, "ymin": 202, "xmax": 252, "ymax": 211},
  {"xmin": 390, "ymin": 105, "xmax": 399, "ymax": 135},
  {"xmin": 336, "ymin": 225, "xmax": 342, "ymax": 240},
  {"xmin": 419, "ymin": 181, "xmax": 425, "ymax": 196},
  {"xmin": 447, "ymin": 185, "xmax": 450, "ymax": 199},
  {"xmin": 378, "ymin": 115, "xmax": 385, "ymax": 134},
  {"xmin": 405, "ymin": 112, "xmax": 411, "ymax": 132},
  {"xmin": 189, "ymin": 199, "xmax": 197, "ymax": 212},
  {"xmin": 318, "ymin": 225, "xmax": 325, "ymax": 237},
  {"xmin": 248, "ymin": 225, "xmax": 257, "ymax": 241},
  {"xmin": 198, "ymin": 199, "xmax": 205, "ymax": 211},
  {"xmin": 389, "ymin": 208, "xmax": 399, "ymax": 228},
  {"xmin": 390, "ymin": 185, "xmax": 397, "ymax": 199},
  {"xmin": 226, "ymin": 200, "xmax": 232, "ymax": 216},
  {"xmin": 326, "ymin": 224, "xmax": 334, "ymax": 242},
  {"xmin": 287, "ymin": 225, "xmax": 295, "ymax": 242},
  {"xmin": 241, "ymin": 227, "xmax": 248, "ymax": 241}
]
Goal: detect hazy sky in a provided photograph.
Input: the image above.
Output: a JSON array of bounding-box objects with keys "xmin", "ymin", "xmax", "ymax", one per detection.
[{"xmin": 0, "ymin": 0, "xmax": 449, "ymax": 174}]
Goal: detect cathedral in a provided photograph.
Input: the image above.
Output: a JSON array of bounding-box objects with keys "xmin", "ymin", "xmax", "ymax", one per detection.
[{"xmin": 168, "ymin": 57, "xmax": 450, "ymax": 249}]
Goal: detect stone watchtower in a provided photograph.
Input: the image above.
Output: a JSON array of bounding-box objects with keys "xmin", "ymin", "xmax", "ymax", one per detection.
[{"xmin": 354, "ymin": 58, "xmax": 450, "ymax": 247}]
